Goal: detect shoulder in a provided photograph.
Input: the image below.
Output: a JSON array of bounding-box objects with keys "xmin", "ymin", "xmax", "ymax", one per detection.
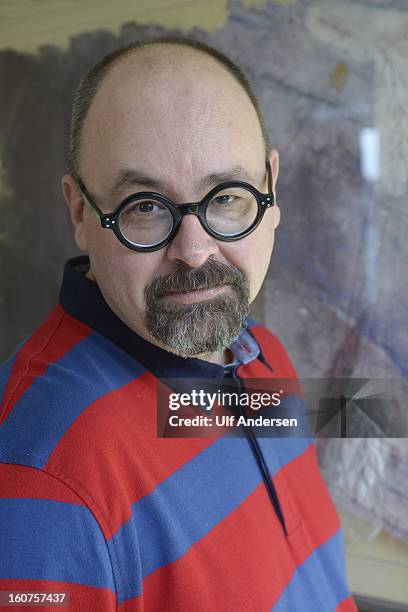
[
  {"xmin": 0, "ymin": 462, "xmax": 116, "ymax": 606},
  {"xmin": 0, "ymin": 304, "xmax": 148, "ymax": 469},
  {"xmin": 245, "ymin": 316, "xmax": 298, "ymax": 378}
]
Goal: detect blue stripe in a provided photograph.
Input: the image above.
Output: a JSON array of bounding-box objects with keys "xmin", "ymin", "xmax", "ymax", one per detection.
[
  {"xmin": 0, "ymin": 498, "xmax": 115, "ymax": 590},
  {"xmin": 0, "ymin": 350, "xmax": 18, "ymax": 404},
  {"xmin": 272, "ymin": 529, "xmax": 351, "ymax": 611},
  {"xmin": 0, "ymin": 332, "xmax": 145, "ymax": 467},
  {"xmin": 110, "ymin": 434, "xmax": 311, "ymax": 603}
]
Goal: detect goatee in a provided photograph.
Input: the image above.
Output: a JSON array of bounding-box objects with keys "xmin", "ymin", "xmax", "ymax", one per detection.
[{"xmin": 144, "ymin": 258, "xmax": 250, "ymax": 358}]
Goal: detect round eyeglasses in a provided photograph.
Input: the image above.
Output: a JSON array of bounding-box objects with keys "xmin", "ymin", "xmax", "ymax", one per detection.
[{"xmin": 76, "ymin": 160, "xmax": 275, "ymax": 252}]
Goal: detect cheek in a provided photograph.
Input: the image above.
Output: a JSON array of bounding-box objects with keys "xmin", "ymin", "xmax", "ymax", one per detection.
[
  {"xmin": 223, "ymin": 223, "xmax": 275, "ymax": 302},
  {"xmin": 249, "ymin": 239, "xmax": 275, "ymax": 299},
  {"xmin": 87, "ymin": 234, "xmax": 161, "ymax": 318}
]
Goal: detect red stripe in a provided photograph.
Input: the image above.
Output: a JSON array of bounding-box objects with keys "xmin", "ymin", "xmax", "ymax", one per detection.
[
  {"xmin": 140, "ymin": 444, "xmax": 341, "ymax": 610},
  {"xmin": 273, "ymin": 443, "xmax": 341, "ymax": 550},
  {"xmin": 0, "ymin": 463, "xmax": 84, "ymax": 506},
  {"xmin": 0, "ymin": 306, "xmax": 91, "ymax": 425},
  {"xmin": 336, "ymin": 594, "xmax": 358, "ymax": 611},
  {"xmin": 0, "ymin": 579, "xmax": 115, "ymax": 610},
  {"xmin": 117, "ymin": 594, "xmax": 144, "ymax": 612},
  {"xmin": 45, "ymin": 373, "xmax": 217, "ymax": 536},
  {"xmin": 141, "ymin": 483, "xmax": 288, "ymax": 611}
]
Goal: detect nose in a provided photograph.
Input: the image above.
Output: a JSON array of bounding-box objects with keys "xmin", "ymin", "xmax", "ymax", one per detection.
[{"xmin": 165, "ymin": 212, "xmax": 220, "ymax": 268}]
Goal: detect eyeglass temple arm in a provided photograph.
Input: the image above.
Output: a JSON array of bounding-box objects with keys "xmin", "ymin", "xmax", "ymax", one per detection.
[
  {"xmin": 266, "ymin": 158, "xmax": 273, "ymax": 195},
  {"xmin": 76, "ymin": 177, "xmax": 104, "ymax": 220}
]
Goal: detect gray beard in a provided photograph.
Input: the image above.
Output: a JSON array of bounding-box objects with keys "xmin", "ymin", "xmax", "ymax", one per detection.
[{"xmin": 144, "ymin": 259, "xmax": 250, "ymax": 358}]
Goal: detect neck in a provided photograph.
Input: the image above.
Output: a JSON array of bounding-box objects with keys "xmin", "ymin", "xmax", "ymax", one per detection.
[{"xmin": 195, "ymin": 347, "xmax": 234, "ymax": 366}]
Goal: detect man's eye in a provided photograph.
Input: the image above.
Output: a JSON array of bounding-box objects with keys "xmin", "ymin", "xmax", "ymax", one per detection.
[
  {"xmin": 136, "ymin": 202, "xmax": 156, "ymax": 213},
  {"xmin": 213, "ymin": 195, "xmax": 235, "ymax": 205},
  {"xmin": 127, "ymin": 201, "xmax": 162, "ymax": 214}
]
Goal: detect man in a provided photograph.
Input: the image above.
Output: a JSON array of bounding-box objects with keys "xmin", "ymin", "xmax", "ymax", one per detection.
[{"xmin": 0, "ymin": 38, "xmax": 356, "ymax": 610}]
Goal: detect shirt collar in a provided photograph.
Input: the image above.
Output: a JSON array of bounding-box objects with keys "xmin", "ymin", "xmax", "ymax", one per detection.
[{"xmin": 59, "ymin": 255, "xmax": 271, "ymax": 379}]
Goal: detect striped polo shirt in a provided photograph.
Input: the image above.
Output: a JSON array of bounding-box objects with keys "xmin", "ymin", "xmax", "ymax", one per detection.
[{"xmin": 0, "ymin": 256, "xmax": 356, "ymax": 611}]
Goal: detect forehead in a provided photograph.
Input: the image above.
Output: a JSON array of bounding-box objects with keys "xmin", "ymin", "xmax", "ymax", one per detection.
[{"xmin": 80, "ymin": 46, "xmax": 265, "ymax": 185}]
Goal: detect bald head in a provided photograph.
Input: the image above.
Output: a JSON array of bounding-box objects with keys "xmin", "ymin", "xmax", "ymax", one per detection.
[
  {"xmin": 68, "ymin": 38, "xmax": 269, "ymax": 179},
  {"xmin": 77, "ymin": 43, "xmax": 266, "ymax": 198}
]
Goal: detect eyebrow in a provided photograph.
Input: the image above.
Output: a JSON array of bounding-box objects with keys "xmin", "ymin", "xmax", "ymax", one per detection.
[{"xmin": 108, "ymin": 166, "xmax": 258, "ymax": 197}]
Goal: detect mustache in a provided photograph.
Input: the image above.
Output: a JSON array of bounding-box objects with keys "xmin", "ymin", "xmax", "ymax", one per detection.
[{"xmin": 145, "ymin": 259, "xmax": 248, "ymax": 299}]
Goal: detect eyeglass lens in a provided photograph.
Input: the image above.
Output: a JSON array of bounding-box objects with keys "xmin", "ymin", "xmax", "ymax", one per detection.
[{"xmin": 118, "ymin": 186, "xmax": 259, "ymax": 247}]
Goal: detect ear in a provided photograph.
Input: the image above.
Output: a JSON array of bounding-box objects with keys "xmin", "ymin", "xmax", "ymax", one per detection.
[
  {"xmin": 268, "ymin": 149, "xmax": 279, "ymax": 192},
  {"xmin": 268, "ymin": 149, "xmax": 280, "ymax": 230},
  {"xmin": 61, "ymin": 174, "xmax": 88, "ymax": 251}
]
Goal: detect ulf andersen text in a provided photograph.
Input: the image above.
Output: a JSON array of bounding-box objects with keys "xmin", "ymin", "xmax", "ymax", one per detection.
[{"xmin": 168, "ymin": 415, "xmax": 298, "ymax": 428}]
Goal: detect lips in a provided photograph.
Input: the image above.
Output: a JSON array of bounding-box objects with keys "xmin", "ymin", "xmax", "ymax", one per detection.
[{"xmin": 164, "ymin": 284, "xmax": 222, "ymax": 295}]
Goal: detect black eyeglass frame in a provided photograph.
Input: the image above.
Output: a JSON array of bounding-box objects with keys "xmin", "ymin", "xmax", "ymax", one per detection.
[{"xmin": 76, "ymin": 159, "xmax": 275, "ymax": 252}]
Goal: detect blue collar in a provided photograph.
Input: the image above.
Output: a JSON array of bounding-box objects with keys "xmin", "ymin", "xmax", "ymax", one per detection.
[{"xmin": 59, "ymin": 256, "xmax": 271, "ymax": 379}]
